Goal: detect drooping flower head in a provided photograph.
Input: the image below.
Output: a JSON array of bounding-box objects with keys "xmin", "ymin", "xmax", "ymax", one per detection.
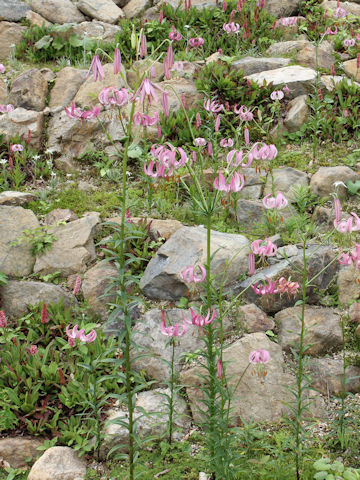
[
  {"xmin": 113, "ymin": 48, "xmax": 122, "ymax": 74},
  {"xmin": 86, "ymin": 54, "xmax": 105, "ymax": 82},
  {"xmin": 223, "ymin": 22, "xmax": 240, "ymax": 33},
  {"xmin": 234, "ymin": 104, "xmax": 253, "ymax": 121},
  {"xmin": 213, "ymin": 172, "xmax": 245, "ymax": 193},
  {"xmin": 204, "ymin": 98, "xmax": 223, "ymax": 113},
  {"xmin": 169, "ymin": 25, "xmax": 182, "ymax": 42},
  {"xmin": 249, "ymin": 349, "xmax": 270, "ymax": 364},
  {"xmin": 64, "ymin": 102, "xmax": 101, "ymax": 121},
  {"xmin": 270, "ymin": 90, "xmax": 284, "ymax": 101},
  {"xmin": 66, "ymin": 324, "xmax": 97, "ymax": 346},
  {"xmin": 263, "ymin": 192, "xmax": 288, "ymax": 210},
  {"xmin": 251, "ymin": 277, "xmax": 278, "ymax": 295},
  {"xmin": 189, "ymin": 37, "xmax": 204, "ymax": 48},
  {"xmin": 180, "ymin": 264, "xmax": 206, "ymax": 283},
  {"xmin": 99, "ymin": 86, "xmax": 129, "ymax": 107},
  {"xmin": 185, "ymin": 307, "xmax": 216, "ymax": 328},
  {"xmin": 0, "ymin": 64, "xmax": 5, "ymax": 74},
  {"xmin": 0, "ymin": 104, "xmax": 14, "ymax": 114},
  {"xmin": 161, "ymin": 310, "xmax": 187, "ymax": 337},
  {"xmin": 277, "ymin": 277, "xmax": 300, "ymax": 295},
  {"xmin": 251, "ymin": 238, "xmax": 277, "ymax": 257},
  {"xmin": 10, "ymin": 144, "xmax": 23, "ymax": 152}
]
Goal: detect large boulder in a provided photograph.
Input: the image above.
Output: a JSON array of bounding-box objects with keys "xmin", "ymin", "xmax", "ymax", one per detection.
[
  {"xmin": 132, "ymin": 308, "xmax": 201, "ymax": 382},
  {"xmin": 0, "ymin": 22, "xmax": 26, "ymax": 61},
  {"xmin": 0, "ymin": 0, "xmax": 30, "ymax": 22},
  {"xmin": 0, "ymin": 437, "xmax": 42, "ymax": 468},
  {"xmin": 77, "ymin": 0, "xmax": 125, "ymax": 24},
  {"xmin": 266, "ymin": 41, "xmax": 335, "ymax": 70},
  {"xmin": 123, "ymin": 0, "xmax": 151, "ymax": 18},
  {"xmin": 246, "ymin": 66, "xmax": 320, "ymax": 99},
  {"xmin": 28, "ymin": 447, "xmax": 86, "ymax": 480},
  {"xmin": 49, "ymin": 67, "xmax": 87, "ymax": 111},
  {"xmin": 82, "ymin": 262, "xmax": 118, "ymax": 319},
  {"xmin": 309, "ymin": 357, "xmax": 360, "ymax": 396},
  {"xmin": 275, "ymin": 306, "xmax": 342, "ymax": 355},
  {"xmin": 236, "ymin": 246, "xmax": 339, "ymax": 313},
  {"xmin": 29, "ymin": 0, "xmax": 85, "ymax": 24},
  {"xmin": 101, "ymin": 388, "xmax": 190, "ymax": 457},
  {"xmin": 8, "ymin": 69, "xmax": 48, "ymax": 112},
  {"xmin": 263, "ymin": 0, "xmax": 303, "ymax": 17},
  {"xmin": 181, "ymin": 332, "xmax": 326, "ymax": 424},
  {"xmin": 343, "ymin": 58, "xmax": 360, "ymax": 83},
  {"xmin": 231, "ymin": 56, "xmax": 291, "ymax": 76},
  {"xmin": 140, "ymin": 226, "xmax": 250, "ymax": 301},
  {"xmin": 263, "ymin": 167, "xmax": 309, "ymax": 202},
  {"xmin": 284, "ymin": 95, "xmax": 309, "ymax": 132},
  {"xmin": 0, "ymin": 191, "xmax": 36, "ymax": 206},
  {"xmin": 310, "ymin": 166, "xmax": 359, "ymax": 200},
  {"xmin": 0, "ymin": 281, "xmax": 76, "ymax": 318},
  {"xmin": 33, "ymin": 213, "xmax": 100, "ymax": 276},
  {"xmin": 337, "ymin": 266, "xmax": 360, "ymax": 305},
  {"xmin": 0, "ymin": 206, "xmax": 39, "ymax": 277},
  {"xmin": 0, "ymin": 107, "xmax": 43, "ymax": 149}
]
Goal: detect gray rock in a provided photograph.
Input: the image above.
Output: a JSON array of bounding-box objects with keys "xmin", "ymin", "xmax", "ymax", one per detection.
[
  {"xmin": 236, "ymin": 246, "xmax": 339, "ymax": 313},
  {"xmin": 67, "ymin": 21, "xmax": 120, "ymax": 43},
  {"xmin": 0, "ymin": 191, "xmax": 36, "ymax": 206},
  {"xmin": 77, "ymin": 0, "xmax": 125, "ymax": 24},
  {"xmin": 1, "ymin": 280, "xmax": 76, "ymax": 318},
  {"xmin": 310, "ymin": 166, "xmax": 359, "ymax": 200},
  {"xmin": 34, "ymin": 212, "xmax": 100, "ymax": 276},
  {"xmin": 0, "ymin": 22, "xmax": 26, "ymax": 61},
  {"xmin": 101, "ymin": 388, "xmax": 190, "ymax": 457},
  {"xmin": 0, "ymin": 437, "xmax": 42, "ymax": 468},
  {"xmin": 123, "ymin": 0, "xmax": 151, "ymax": 17},
  {"xmin": 235, "ymin": 303, "xmax": 275, "ymax": 334},
  {"xmin": 8, "ymin": 68, "xmax": 48, "ymax": 112},
  {"xmin": 275, "ymin": 306, "xmax": 342, "ymax": 355},
  {"xmin": 263, "ymin": 166, "xmax": 309, "ymax": 202},
  {"xmin": 309, "ymin": 357, "xmax": 360, "ymax": 396},
  {"xmin": 266, "ymin": 41, "xmax": 335, "ymax": 70},
  {"xmin": 231, "ymin": 56, "xmax": 291, "ymax": 76},
  {"xmin": 266, "ymin": 40, "xmax": 309, "ymax": 57},
  {"xmin": 54, "ymin": 155, "xmax": 79, "ymax": 173},
  {"xmin": 29, "ymin": 0, "xmax": 85, "ymax": 24},
  {"xmin": 246, "ymin": 66, "xmax": 320, "ymax": 99},
  {"xmin": 0, "ymin": 206, "xmax": 39, "ymax": 277},
  {"xmin": 0, "ymin": 107, "xmax": 43, "ymax": 149},
  {"xmin": 82, "ymin": 262, "xmax": 118, "ymax": 319},
  {"xmin": 0, "ymin": 77, "xmax": 7, "ymax": 103},
  {"xmin": 49, "ymin": 67, "xmax": 87, "ymax": 111},
  {"xmin": 284, "ymin": 95, "xmax": 309, "ymax": 132},
  {"xmin": 343, "ymin": 58, "xmax": 360, "ymax": 82},
  {"xmin": 321, "ymin": 74, "xmax": 360, "ymax": 91},
  {"xmin": 263, "ymin": 0, "xmax": 303, "ymax": 17},
  {"xmin": 45, "ymin": 209, "xmax": 79, "ymax": 225},
  {"xmin": 28, "ymin": 446, "xmax": 86, "ymax": 480},
  {"xmin": 25, "ymin": 10, "xmax": 51, "ymax": 27},
  {"xmin": 0, "ymin": 0, "xmax": 30, "ymax": 22},
  {"xmin": 140, "ymin": 226, "xmax": 250, "ymax": 301},
  {"xmin": 337, "ymin": 266, "xmax": 360, "ymax": 305},
  {"xmin": 132, "ymin": 308, "xmax": 201, "ymax": 382},
  {"xmin": 349, "ymin": 302, "xmax": 360, "ymax": 323},
  {"xmin": 181, "ymin": 332, "xmax": 326, "ymax": 424},
  {"xmin": 238, "ymin": 167, "xmax": 265, "ymax": 200}
]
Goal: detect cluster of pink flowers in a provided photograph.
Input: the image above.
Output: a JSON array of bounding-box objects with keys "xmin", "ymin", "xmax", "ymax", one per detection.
[
  {"xmin": 189, "ymin": 37, "xmax": 204, "ymax": 48},
  {"xmin": 270, "ymin": 90, "xmax": 284, "ymax": 101},
  {"xmin": 277, "ymin": 17, "xmax": 298, "ymax": 27},
  {"xmin": 0, "ymin": 310, "xmax": 7, "ymax": 328},
  {"xmin": 226, "ymin": 149, "xmax": 253, "ymax": 167},
  {"xmin": 98, "ymin": 86, "xmax": 128, "ymax": 107},
  {"xmin": 0, "ymin": 104, "xmax": 14, "ymax": 114},
  {"xmin": 213, "ymin": 171, "xmax": 245, "ymax": 193},
  {"xmin": 223, "ymin": 22, "xmax": 240, "ymax": 33},
  {"xmin": 66, "ymin": 324, "xmax": 97, "ymax": 346},
  {"xmin": 144, "ymin": 143, "xmax": 188, "ymax": 178},
  {"xmin": 251, "ymin": 238, "xmax": 277, "ymax": 257},
  {"xmin": 251, "ymin": 277, "xmax": 300, "ymax": 296},
  {"xmin": 10, "ymin": 144, "xmax": 23, "ymax": 153},
  {"xmin": 220, "ymin": 138, "xmax": 234, "ymax": 148},
  {"xmin": 133, "ymin": 78, "xmax": 169, "ymax": 116},
  {"xmin": 263, "ymin": 192, "xmax": 288, "ymax": 210},
  {"xmin": 339, "ymin": 243, "xmax": 360, "ymax": 269},
  {"xmin": 65, "ymin": 103, "xmax": 101, "ymax": 121},
  {"xmin": 333, "ymin": 199, "xmax": 360, "ymax": 233},
  {"xmin": 180, "ymin": 264, "xmax": 206, "ymax": 283},
  {"xmin": 73, "ymin": 275, "xmax": 82, "ymax": 295},
  {"xmin": 41, "ymin": 303, "xmax": 49, "ymax": 324},
  {"xmin": 343, "ymin": 38, "xmax": 356, "ymax": 48},
  {"xmin": 133, "ymin": 112, "xmax": 160, "ymax": 127},
  {"xmin": 204, "ymin": 99, "xmax": 223, "ymax": 113}
]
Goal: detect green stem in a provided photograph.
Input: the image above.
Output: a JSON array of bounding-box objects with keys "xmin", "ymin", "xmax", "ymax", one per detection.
[{"xmin": 169, "ymin": 338, "xmax": 175, "ymax": 445}]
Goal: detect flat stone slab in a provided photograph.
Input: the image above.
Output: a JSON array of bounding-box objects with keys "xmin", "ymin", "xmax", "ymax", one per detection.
[
  {"xmin": 0, "ymin": 191, "xmax": 36, "ymax": 206},
  {"xmin": 0, "ymin": 0, "xmax": 30, "ymax": 22},
  {"xmin": 231, "ymin": 56, "xmax": 291, "ymax": 76},
  {"xmin": 246, "ymin": 65, "xmax": 320, "ymax": 98}
]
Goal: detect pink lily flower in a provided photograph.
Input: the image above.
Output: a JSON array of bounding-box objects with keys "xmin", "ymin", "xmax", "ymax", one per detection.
[
  {"xmin": 139, "ymin": 33, "xmax": 147, "ymax": 58},
  {"xmin": 244, "ymin": 128, "xmax": 250, "ymax": 146},
  {"xmin": 334, "ymin": 212, "xmax": 360, "ymax": 233},
  {"xmin": 98, "ymin": 86, "xmax": 128, "ymax": 107},
  {"xmin": 283, "ymin": 85, "xmax": 290, "ymax": 95},
  {"xmin": 144, "ymin": 160, "xmax": 165, "ymax": 178},
  {"xmin": 64, "ymin": 102, "xmax": 101, "ymax": 120},
  {"xmin": 334, "ymin": 6, "xmax": 347, "ymax": 18},
  {"xmin": 223, "ymin": 22, "xmax": 240, "ymax": 33},
  {"xmin": 277, "ymin": 277, "xmax": 300, "ymax": 295},
  {"xmin": 133, "ymin": 77, "xmax": 163, "ymax": 106},
  {"xmin": 339, "ymin": 252, "xmax": 353, "ymax": 266},
  {"xmin": 220, "ymin": 138, "xmax": 234, "ymax": 148},
  {"xmin": 344, "ymin": 38, "xmax": 355, "ymax": 48},
  {"xmin": 133, "ymin": 112, "xmax": 160, "ymax": 126},
  {"xmin": 194, "ymin": 137, "xmax": 207, "ymax": 147},
  {"xmin": 169, "ymin": 26, "xmax": 182, "ymax": 42},
  {"xmin": 171, "ymin": 61, "xmax": 184, "ymax": 72},
  {"xmin": 270, "ymin": 90, "xmax": 284, "ymax": 100},
  {"xmin": 0, "ymin": 104, "xmax": 14, "ymax": 114},
  {"xmin": 213, "ymin": 172, "xmax": 245, "ymax": 193},
  {"xmin": 66, "ymin": 324, "xmax": 97, "ymax": 346},
  {"xmin": 204, "ymin": 99, "xmax": 223, "ymax": 113},
  {"xmin": 234, "ymin": 104, "xmax": 253, "ymax": 121},
  {"xmin": 249, "ymin": 349, "xmax": 270, "ymax": 364},
  {"xmin": 113, "ymin": 48, "xmax": 122, "ymax": 74},
  {"xmin": 324, "ymin": 26, "xmax": 338, "ymax": 35},
  {"xmin": 263, "ymin": 192, "xmax": 288, "ymax": 210},
  {"xmin": 185, "ymin": 307, "xmax": 216, "ymax": 327},
  {"xmin": 251, "ymin": 277, "xmax": 278, "ymax": 295},
  {"xmin": 29, "ymin": 345, "xmax": 38, "ymax": 355},
  {"xmin": 251, "ymin": 238, "xmax": 277, "ymax": 257},
  {"xmin": 251, "ymin": 143, "xmax": 278, "ymax": 161},
  {"xmin": 161, "ymin": 310, "xmax": 187, "ymax": 337},
  {"xmin": 0, "ymin": 64, "xmax": 5, "ymax": 74},
  {"xmin": 189, "ymin": 37, "xmax": 204, "ymax": 48},
  {"xmin": 180, "ymin": 264, "xmax": 206, "ymax": 283},
  {"xmin": 10, "ymin": 144, "xmax": 23, "ymax": 152},
  {"xmin": 86, "ymin": 54, "xmax": 105, "ymax": 82}
]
